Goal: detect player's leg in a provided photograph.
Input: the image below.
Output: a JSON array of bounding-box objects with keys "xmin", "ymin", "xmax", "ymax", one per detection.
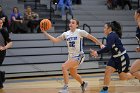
[
  {"xmin": 119, "ymin": 72, "xmax": 134, "ymax": 80},
  {"xmin": 130, "ymin": 59, "xmax": 140, "ymax": 80},
  {"xmin": 100, "ymin": 57, "xmax": 116, "ymax": 93},
  {"xmin": 100, "ymin": 66, "xmax": 116, "ymax": 93},
  {"xmin": 59, "ymin": 59, "xmax": 79, "ymax": 93},
  {"xmin": 69, "ymin": 67, "xmax": 82, "ymax": 84},
  {"xmin": 69, "ymin": 67, "xmax": 88, "ymax": 92},
  {"xmin": 69, "ymin": 53, "xmax": 85, "ymax": 84},
  {"xmin": 104, "ymin": 66, "xmax": 116, "ymax": 86},
  {"xmin": 62, "ymin": 59, "xmax": 79, "ymax": 84}
]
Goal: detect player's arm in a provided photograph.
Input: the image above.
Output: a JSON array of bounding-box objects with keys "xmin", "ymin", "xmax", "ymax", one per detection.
[
  {"xmin": 97, "ymin": 35, "xmax": 115, "ymax": 54},
  {"xmin": 86, "ymin": 34, "xmax": 104, "ymax": 48},
  {"xmin": 43, "ymin": 31, "xmax": 62, "ymax": 43}
]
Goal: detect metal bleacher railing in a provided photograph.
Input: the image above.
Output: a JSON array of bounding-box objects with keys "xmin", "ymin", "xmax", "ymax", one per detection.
[
  {"xmin": 65, "ymin": 11, "xmax": 73, "ymax": 31},
  {"xmin": 50, "ymin": 0, "xmax": 55, "ymax": 21},
  {"xmin": 82, "ymin": 24, "xmax": 91, "ymax": 46},
  {"xmin": 83, "ymin": 24, "xmax": 91, "ymax": 34}
]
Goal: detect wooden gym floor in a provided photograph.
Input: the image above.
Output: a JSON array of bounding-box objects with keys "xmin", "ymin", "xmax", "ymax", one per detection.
[{"xmin": 0, "ymin": 73, "xmax": 140, "ymax": 93}]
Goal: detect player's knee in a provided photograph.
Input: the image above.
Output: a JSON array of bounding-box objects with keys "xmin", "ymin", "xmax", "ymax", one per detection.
[
  {"xmin": 130, "ymin": 69, "xmax": 136, "ymax": 75},
  {"xmin": 105, "ymin": 69, "xmax": 114, "ymax": 75},
  {"xmin": 61, "ymin": 64, "xmax": 67, "ymax": 70},
  {"xmin": 119, "ymin": 72, "xmax": 133, "ymax": 80}
]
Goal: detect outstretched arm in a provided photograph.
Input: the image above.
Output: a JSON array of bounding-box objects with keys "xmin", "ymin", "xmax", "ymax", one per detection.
[
  {"xmin": 43, "ymin": 31, "xmax": 62, "ymax": 43},
  {"xmin": 86, "ymin": 34, "xmax": 104, "ymax": 48}
]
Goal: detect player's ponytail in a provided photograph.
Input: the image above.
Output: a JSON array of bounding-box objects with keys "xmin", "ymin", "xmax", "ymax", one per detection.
[{"xmin": 111, "ymin": 21, "xmax": 122, "ymax": 38}]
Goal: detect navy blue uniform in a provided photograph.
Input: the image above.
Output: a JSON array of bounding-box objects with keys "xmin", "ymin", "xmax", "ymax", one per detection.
[{"xmin": 97, "ymin": 32, "xmax": 129, "ymax": 73}]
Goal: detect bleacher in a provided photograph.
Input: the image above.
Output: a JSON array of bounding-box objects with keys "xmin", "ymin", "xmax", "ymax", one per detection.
[{"xmin": 1, "ymin": 0, "xmax": 140, "ymax": 78}]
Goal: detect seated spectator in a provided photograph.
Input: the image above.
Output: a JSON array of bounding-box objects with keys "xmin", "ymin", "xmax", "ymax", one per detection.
[
  {"xmin": 0, "ymin": 5, "xmax": 10, "ymax": 32},
  {"xmin": 10, "ymin": 7, "xmax": 28, "ymax": 33},
  {"xmin": 24, "ymin": 6, "xmax": 41, "ymax": 33},
  {"xmin": 119, "ymin": 0, "xmax": 132, "ymax": 10},
  {"xmin": 106, "ymin": 0, "xmax": 118, "ymax": 9},
  {"xmin": 57, "ymin": 0, "xmax": 73, "ymax": 19}
]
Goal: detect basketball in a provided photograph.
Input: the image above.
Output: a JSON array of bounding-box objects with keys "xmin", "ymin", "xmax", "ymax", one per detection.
[{"xmin": 40, "ymin": 19, "xmax": 52, "ymax": 31}]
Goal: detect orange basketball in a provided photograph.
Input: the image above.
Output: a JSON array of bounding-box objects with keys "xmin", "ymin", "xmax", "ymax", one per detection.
[{"xmin": 40, "ymin": 19, "xmax": 52, "ymax": 31}]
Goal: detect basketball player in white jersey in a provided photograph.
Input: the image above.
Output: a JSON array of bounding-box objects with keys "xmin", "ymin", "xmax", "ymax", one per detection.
[{"xmin": 42, "ymin": 18, "xmax": 104, "ymax": 93}]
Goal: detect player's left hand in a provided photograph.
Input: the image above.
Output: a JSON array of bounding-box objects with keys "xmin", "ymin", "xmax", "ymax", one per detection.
[
  {"xmin": 90, "ymin": 49, "xmax": 98, "ymax": 58},
  {"xmin": 100, "ymin": 44, "xmax": 105, "ymax": 49}
]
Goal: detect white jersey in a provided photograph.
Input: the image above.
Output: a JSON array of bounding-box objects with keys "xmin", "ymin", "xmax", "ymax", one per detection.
[{"xmin": 58, "ymin": 29, "xmax": 89, "ymax": 58}]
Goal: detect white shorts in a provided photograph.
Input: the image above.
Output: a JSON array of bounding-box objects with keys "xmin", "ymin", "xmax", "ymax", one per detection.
[{"xmin": 68, "ymin": 53, "xmax": 85, "ymax": 64}]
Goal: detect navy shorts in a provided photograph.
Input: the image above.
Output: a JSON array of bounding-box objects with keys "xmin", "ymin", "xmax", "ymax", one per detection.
[
  {"xmin": 107, "ymin": 53, "xmax": 130, "ymax": 73},
  {"xmin": 0, "ymin": 50, "xmax": 6, "ymax": 66},
  {"xmin": 136, "ymin": 33, "xmax": 140, "ymax": 40}
]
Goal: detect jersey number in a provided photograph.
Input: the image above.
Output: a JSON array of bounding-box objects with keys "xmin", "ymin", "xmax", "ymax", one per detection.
[{"xmin": 69, "ymin": 41, "xmax": 75, "ymax": 47}]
